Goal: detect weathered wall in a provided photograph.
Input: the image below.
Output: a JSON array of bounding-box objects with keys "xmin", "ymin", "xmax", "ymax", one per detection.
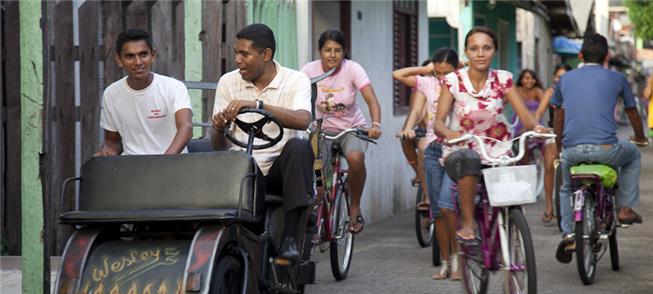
[{"xmin": 349, "ymin": 0, "xmax": 429, "ymax": 224}]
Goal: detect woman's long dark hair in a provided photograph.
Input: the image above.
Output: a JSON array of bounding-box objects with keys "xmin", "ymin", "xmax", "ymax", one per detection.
[
  {"xmin": 431, "ymin": 47, "xmax": 459, "ymax": 68},
  {"xmin": 516, "ymin": 69, "xmax": 543, "ymax": 89},
  {"xmin": 318, "ymin": 29, "xmax": 350, "ymax": 59}
]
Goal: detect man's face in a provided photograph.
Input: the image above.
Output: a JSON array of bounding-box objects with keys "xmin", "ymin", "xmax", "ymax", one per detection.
[
  {"xmin": 115, "ymin": 40, "xmax": 155, "ymax": 80},
  {"xmin": 234, "ymin": 38, "xmax": 270, "ymax": 82}
]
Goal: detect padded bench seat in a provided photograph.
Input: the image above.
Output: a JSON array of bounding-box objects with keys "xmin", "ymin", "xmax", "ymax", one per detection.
[{"xmin": 60, "ymin": 151, "xmax": 264, "ymax": 224}]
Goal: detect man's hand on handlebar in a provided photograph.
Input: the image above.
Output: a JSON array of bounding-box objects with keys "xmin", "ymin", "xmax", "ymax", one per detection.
[
  {"xmin": 224, "ymin": 100, "xmax": 257, "ymax": 122},
  {"xmin": 629, "ymin": 135, "xmax": 649, "ymax": 147},
  {"xmin": 367, "ymin": 124, "xmax": 382, "ymax": 139},
  {"xmin": 212, "ymin": 112, "xmax": 229, "ymax": 131}
]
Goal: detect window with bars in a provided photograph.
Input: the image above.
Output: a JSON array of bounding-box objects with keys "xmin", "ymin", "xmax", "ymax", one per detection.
[{"xmin": 393, "ymin": 0, "xmax": 418, "ymax": 115}]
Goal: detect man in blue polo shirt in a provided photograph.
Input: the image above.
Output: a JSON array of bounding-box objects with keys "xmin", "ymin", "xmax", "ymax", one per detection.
[{"xmin": 551, "ymin": 33, "xmax": 648, "ymax": 263}]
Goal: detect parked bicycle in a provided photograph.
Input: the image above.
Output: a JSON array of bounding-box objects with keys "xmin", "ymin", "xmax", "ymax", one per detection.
[
  {"xmin": 447, "ymin": 131, "xmax": 555, "ymax": 294},
  {"xmin": 569, "ymin": 163, "xmax": 622, "ymax": 285}
]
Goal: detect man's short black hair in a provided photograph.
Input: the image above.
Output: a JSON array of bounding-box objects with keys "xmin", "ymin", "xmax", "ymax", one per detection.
[
  {"xmin": 116, "ymin": 28, "xmax": 154, "ymax": 55},
  {"xmin": 236, "ymin": 23, "xmax": 276, "ymax": 58},
  {"xmin": 581, "ymin": 33, "xmax": 608, "ymax": 64}
]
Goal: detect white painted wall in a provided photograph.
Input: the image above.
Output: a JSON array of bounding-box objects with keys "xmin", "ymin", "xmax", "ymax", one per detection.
[
  {"xmin": 516, "ymin": 9, "xmax": 553, "ymax": 88},
  {"xmin": 347, "ymin": 0, "xmax": 429, "ymax": 224}
]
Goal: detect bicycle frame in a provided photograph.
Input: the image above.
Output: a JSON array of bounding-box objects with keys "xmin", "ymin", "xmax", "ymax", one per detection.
[
  {"xmin": 314, "ymin": 143, "xmax": 348, "ymax": 245},
  {"xmin": 571, "ymin": 175, "xmax": 616, "ymax": 234},
  {"xmin": 454, "ymin": 182, "xmax": 519, "ymax": 272}
]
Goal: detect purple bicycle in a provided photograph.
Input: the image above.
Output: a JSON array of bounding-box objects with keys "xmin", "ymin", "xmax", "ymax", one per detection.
[{"xmin": 448, "ymin": 131, "xmax": 556, "ymax": 294}]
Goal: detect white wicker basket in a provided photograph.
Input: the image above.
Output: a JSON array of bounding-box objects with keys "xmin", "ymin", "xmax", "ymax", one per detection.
[{"xmin": 482, "ymin": 165, "xmax": 537, "ymax": 207}]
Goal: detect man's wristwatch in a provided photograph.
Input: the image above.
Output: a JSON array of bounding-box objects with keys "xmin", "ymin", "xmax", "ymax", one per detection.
[{"xmin": 256, "ymin": 99, "xmax": 264, "ymax": 109}]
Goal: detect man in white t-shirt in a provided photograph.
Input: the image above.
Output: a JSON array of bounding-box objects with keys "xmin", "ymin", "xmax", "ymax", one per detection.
[
  {"xmin": 211, "ymin": 24, "xmax": 313, "ymax": 262},
  {"xmin": 97, "ymin": 28, "xmax": 192, "ymax": 156}
]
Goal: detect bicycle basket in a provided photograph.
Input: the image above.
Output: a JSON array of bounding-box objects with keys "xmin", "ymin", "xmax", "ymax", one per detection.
[{"xmin": 482, "ymin": 165, "xmax": 537, "ymax": 206}]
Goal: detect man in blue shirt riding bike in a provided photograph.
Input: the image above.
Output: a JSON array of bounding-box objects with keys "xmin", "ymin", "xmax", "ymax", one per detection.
[{"xmin": 551, "ymin": 33, "xmax": 648, "ymax": 263}]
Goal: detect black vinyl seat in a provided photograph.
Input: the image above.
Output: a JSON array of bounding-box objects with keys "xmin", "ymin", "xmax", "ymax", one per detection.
[{"xmin": 60, "ymin": 151, "xmax": 264, "ymax": 224}]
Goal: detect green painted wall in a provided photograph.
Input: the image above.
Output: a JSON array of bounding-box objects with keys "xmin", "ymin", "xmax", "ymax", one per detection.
[
  {"xmin": 429, "ymin": 18, "xmax": 458, "ymax": 58},
  {"xmin": 248, "ymin": 0, "xmax": 298, "ymax": 69},
  {"xmin": 472, "ymin": 1, "xmax": 518, "ymax": 75},
  {"xmin": 20, "ymin": 1, "xmax": 44, "ymax": 293},
  {"xmin": 184, "ymin": 0, "xmax": 204, "ymax": 136}
]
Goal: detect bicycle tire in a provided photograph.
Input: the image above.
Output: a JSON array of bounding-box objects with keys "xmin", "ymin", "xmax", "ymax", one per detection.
[
  {"xmin": 210, "ymin": 256, "xmax": 243, "ymax": 294},
  {"xmin": 554, "ymin": 164, "xmax": 563, "ymax": 233},
  {"xmin": 461, "ymin": 229, "xmax": 488, "ymax": 294},
  {"xmin": 329, "ymin": 179, "xmax": 354, "ymax": 281},
  {"xmin": 609, "ymin": 226, "xmax": 619, "ymax": 271},
  {"xmin": 415, "ymin": 185, "xmax": 434, "ymax": 247},
  {"xmin": 432, "ymin": 226, "xmax": 441, "ymax": 266},
  {"xmin": 575, "ymin": 191, "xmax": 597, "ymax": 285},
  {"xmin": 503, "ymin": 208, "xmax": 537, "ymax": 294}
]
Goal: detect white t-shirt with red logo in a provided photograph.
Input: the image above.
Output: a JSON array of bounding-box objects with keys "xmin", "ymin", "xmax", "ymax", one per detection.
[
  {"xmin": 300, "ymin": 59, "xmax": 371, "ymax": 132},
  {"xmin": 100, "ymin": 73, "xmax": 192, "ymax": 155}
]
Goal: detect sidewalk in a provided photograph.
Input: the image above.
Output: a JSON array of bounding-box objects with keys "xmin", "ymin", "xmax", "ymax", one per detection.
[{"xmin": 0, "ymin": 256, "xmax": 59, "ymax": 293}]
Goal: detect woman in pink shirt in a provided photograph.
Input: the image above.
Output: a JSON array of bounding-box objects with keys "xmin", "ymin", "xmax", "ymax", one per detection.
[{"xmin": 301, "ymin": 30, "xmax": 382, "ymax": 234}]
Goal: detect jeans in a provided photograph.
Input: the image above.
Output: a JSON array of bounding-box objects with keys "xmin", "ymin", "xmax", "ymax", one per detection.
[
  {"xmin": 559, "ymin": 140, "xmax": 641, "ymax": 234},
  {"xmin": 424, "ymin": 143, "xmax": 446, "ymax": 217}
]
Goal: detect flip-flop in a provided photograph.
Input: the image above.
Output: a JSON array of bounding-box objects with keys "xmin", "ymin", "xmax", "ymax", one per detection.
[
  {"xmin": 349, "ymin": 215, "xmax": 365, "ymax": 234},
  {"xmin": 555, "ymin": 235, "xmax": 574, "ymax": 264},
  {"xmin": 541, "ymin": 212, "xmax": 556, "ymax": 224},
  {"xmin": 456, "ymin": 228, "xmax": 478, "ymax": 245},
  {"xmin": 618, "ymin": 213, "xmax": 643, "ymax": 225}
]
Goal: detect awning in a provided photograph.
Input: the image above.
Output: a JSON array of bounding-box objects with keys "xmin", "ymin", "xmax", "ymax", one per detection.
[{"xmin": 553, "ymin": 36, "xmax": 582, "ymax": 55}]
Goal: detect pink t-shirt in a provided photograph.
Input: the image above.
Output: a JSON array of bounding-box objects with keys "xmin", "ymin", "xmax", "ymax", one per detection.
[
  {"xmin": 415, "ymin": 75, "xmax": 441, "ymax": 144},
  {"xmin": 300, "ymin": 59, "xmax": 372, "ymax": 131}
]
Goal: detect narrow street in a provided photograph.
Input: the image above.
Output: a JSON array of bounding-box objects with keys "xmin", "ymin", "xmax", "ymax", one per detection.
[{"xmin": 306, "ymin": 130, "xmax": 653, "ymax": 294}]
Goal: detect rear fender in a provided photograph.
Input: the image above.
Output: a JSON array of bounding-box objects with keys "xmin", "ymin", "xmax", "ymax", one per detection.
[
  {"xmin": 183, "ymin": 225, "xmax": 237, "ymax": 293},
  {"xmin": 54, "ymin": 226, "xmax": 103, "ymax": 294}
]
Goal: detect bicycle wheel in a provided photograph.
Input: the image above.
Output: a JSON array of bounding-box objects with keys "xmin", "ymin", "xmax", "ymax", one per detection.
[
  {"xmin": 609, "ymin": 226, "xmax": 619, "ymax": 271},
  {"xmin": 553, "ymin": 162, "xmax": 563, "ymax": 232},
  {"xmin": 503, "ymin": 208, "xmax": 537, "ymax": 294},
  {"xmin": 461, "ymin": 232, "xmax": 488, "ymax": 294},
  {"xmin": 575, "ymin": 191, "xmax": 597, "ymax": 285},
  {"xmin": 415, "ymin": 185, "xmax": 434, "ymax": 247},
  {"xmin": 531, "ymin": 148, "xmax": 545, "ymax": 199},
  {"xmin": 432, "ymin": 226, "xmax": 441, "ymax": 266},
  {"xmin": 330, "ymin": 179, "xmax": 354, "ymax": 280}
]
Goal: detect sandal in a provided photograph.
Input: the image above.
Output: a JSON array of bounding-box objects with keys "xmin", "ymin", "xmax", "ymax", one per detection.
[
  {"xmin": 432, "ymin": 260, "xmax": 450, "ymax": 280},
  {"xmin": 541, "ymin": 212, "xmax": 556, "ymax": 224},
  {"xmin": 450, "ymin": 254, "xmax": 461, "ymax": 280},
  {"xmin": 349, "ymin": 215, "xmax": 365, "ymax": 234},
  {"xmin": 456, "ymin": 227, "xmax": 478, "ymax": 245}
]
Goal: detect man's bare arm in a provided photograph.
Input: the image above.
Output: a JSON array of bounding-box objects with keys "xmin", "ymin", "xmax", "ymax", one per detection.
[
  {"xmin": 96, "ymin": 130, "xmax": 123, "ymax": 156},
  {"xmin": 164, "ymin": 108, "xmax": 193, "ymax": 154},
  {"xmin": 625, "ymin": 107, "xmax": 647, "ymax": 144},
  {"xmin": 553, "ymin": 107, "xmax": 564, "ymax": 152}
]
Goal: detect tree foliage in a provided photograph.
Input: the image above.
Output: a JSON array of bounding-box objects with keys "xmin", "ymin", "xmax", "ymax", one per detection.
[{"xmin": 625, "ymin": 0, "xmax": 653, "ymax": 40}]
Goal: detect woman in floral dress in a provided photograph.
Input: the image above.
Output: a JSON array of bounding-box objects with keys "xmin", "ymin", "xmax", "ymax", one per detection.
[{"xmin": 433, "ymin": 27, "xmax": 548, "ymax": 241}]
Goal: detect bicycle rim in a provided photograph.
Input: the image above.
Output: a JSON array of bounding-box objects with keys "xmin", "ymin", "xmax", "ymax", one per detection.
[
  {"xmin": 575, "ymin": 193, "xmax": 597, "ymax": 285},
  {"xmin": 503, "ymin": 209, "xmax": 536, "ymax": 294},
  {"xmin": 415, "ymin": 185, "xmax": 434, "ymax": 247},
  {"xmin": 461, "ymin": 248, "xmax": 489, "ymax": 294},
  {"xmin": 330, "ymin": 182, "xmax": 354, "ymax": 280}
]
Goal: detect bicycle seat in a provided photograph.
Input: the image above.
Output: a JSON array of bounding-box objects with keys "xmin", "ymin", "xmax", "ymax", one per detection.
[{"xmin": 570, "ymin": 164, "xmax": 617, "ymax": 188}]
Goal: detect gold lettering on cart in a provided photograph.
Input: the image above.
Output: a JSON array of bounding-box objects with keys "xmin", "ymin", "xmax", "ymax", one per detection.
[{"xmin": 87, "ymin": 247, "xmax": 182, "ymax": 293}]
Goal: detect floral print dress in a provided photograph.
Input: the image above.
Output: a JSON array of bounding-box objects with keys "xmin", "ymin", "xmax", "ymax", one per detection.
[{"xmin": 442, "ymin": 67, "xmax": 514, "ymax": 164}]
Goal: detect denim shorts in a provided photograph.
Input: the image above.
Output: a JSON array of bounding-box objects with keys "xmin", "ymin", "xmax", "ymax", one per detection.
[
  {"xmin": 424, "ymin": 143, "xmax": 447, "ymax": 217},
  {"xmin": 438, "ymin": 173, "xmax": 456, "ymax": 211}
]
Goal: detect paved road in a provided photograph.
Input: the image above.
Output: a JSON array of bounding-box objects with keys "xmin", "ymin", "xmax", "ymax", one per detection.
[{"xmin": 306, "ymin": 135, "xmax": 653, "ymax": 294}]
